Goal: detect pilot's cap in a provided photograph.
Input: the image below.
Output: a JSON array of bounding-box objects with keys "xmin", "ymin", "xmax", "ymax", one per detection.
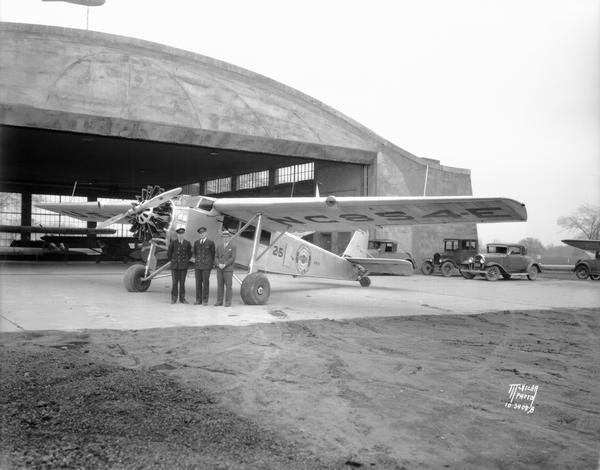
[
  {"xmin": 197, "ymin": 226, "xmax": 207, "ymax": 234},
  {"xmin": 175, "ymin": 227, "xmax": 186, "ymax": 234}
]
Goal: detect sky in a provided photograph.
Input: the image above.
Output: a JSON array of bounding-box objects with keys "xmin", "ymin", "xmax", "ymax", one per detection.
[{"xmin": 1, "ymin": 0, "xmax": 598, "ymax": 246}]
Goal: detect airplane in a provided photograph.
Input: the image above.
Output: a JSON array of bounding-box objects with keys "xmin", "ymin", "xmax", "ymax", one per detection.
[
  {"xmin": 36, "ymin": 186, "xmax": 528, "ymax": 304},
  {"xmin": 0, "ymin": 225, "xmax": 139, "ymax": 262}
]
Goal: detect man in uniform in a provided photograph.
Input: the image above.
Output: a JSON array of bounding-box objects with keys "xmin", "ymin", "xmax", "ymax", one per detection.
[
  {"xmin": 214, "ymin": 229, "xmax": 237, "ymax": 307},
  {"xmin": 167, "ymin": 226, "xmax": 192, "ymax": 304},
  {"xmin": 193, "ymin": 226, "xmax": 215, "ymax": 305}
]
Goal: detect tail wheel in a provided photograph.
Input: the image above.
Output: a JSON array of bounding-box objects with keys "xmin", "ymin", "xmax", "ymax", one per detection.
[
  {"xmin": 421, "ymin": 261, "xmax": 434, "ymax": 275},
  {"xmin": 527, "ymin": 266, "xmax": 539, "ymax": 281},
  {"xmin": 359, "ymin": 276, "xmax": 371, "ymax": 287},
  {"xmin": 241, "ymin": 272, "xmax": 271, "ymax": 305},
  {"xmin": 485, "ymin": 266, "xmax": 501, "ymax": 282},
  {"xmin": 575, "ymin": 265, "xmax": 590, "ymax": 280},
  {"xmin": 440, "ymin": 261, "xmax": 453, "ymax": 277},
  {"xmin": 124, "ymin": 264, "xmax": 151, "ymax": 292}
]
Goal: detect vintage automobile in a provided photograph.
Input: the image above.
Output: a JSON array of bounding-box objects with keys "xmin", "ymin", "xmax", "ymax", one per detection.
[
  {"xmin": 421, "ymin": 238, "xmax": 478, "ymax": 276},
  {"xmin": 367, "ymin": 239, "xmax": 416, "ymax": 270},
  {"xmin": 562, "ymin": 239, "xmax": 600, "ymax": 280},
  {"xmin": 460, "ymin": 243, "xmax": 542, "ymax": 281}
]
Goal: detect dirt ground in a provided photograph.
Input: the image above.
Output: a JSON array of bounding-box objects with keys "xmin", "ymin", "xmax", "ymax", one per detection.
[{"xmin": 1, "ymin": 308, "xmax": 599, "ymax": 469}]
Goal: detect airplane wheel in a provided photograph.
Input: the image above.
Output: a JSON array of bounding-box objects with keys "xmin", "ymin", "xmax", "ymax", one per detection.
[
  {"xmin": 359, "ymin": 276, "xmax": 371, "ymax": 287},
  {"xmin": 575, "ymin": 266, "xmax": 590, "ymax": 280},
  {"xmin": 485, "ymin": 266, "xmax": 501, "ymax": 282},
  {"xmin": 460, "ymin": 270, "xmax": 475, "ymax": 279},
  {"xmin": 124, "ymin": 264, "xmax": 151, "ymax": 292},
  {"xmin": 440, "ymin": 261, "xmax": 453, "ymax": 277},
  {"xmin": 421, "ymin": 261, "xmax": 434, "ymax": 275},
  {"xmin": 241, "ymin": 272, "xmax": 271, "ymax": 305},
  {"xmin": 527, "ymin": 266, "xmax": 539, "ymax": 281}
]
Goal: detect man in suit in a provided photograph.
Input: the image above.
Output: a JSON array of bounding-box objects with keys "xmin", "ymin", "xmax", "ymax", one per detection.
[
  {"xmin": 167, "ymin": 226, "xmax": 192, "ymax": 304},
  {"xmin": 214, "ymin": 229, "xmax": 237, "ymax": 307},
  {"xmin": 193, "ymin": 226, "xmax": 215, "ymax": 306}
]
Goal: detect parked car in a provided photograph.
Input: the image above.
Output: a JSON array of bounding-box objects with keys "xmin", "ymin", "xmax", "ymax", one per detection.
[
  {"xmin": 421, "ymin": 238, "xmax": 478, "ymax": 276},
  {"xmin": 460, "ymin": 243, "xmax": 542, "ymax": 281},
  {"xmin": 574, "ymin": 254, "xmax": 600, "ymax": 280},
  {"xmin": 368, "ymin": 239, "xmax": 415, "ymax": 270},
  {"xmin": 561, "ymin": 239, "xmax": 600, "ymax": 280}
]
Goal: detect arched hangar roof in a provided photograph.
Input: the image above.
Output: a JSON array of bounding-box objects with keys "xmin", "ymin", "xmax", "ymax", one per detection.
[{"xmin": 0, "ymin": 22, "xmax": 469, "ymax": 197}]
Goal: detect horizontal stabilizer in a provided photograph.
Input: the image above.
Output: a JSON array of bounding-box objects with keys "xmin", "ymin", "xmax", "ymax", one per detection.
[{"xmin": 346, "ymin": 257, "xmax": 414, "ymax": 276}]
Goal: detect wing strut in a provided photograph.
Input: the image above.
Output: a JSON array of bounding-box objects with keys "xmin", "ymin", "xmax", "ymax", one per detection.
[{"xmin": 248, "ymin": 213, "xmax": 263, "ymax": 274}]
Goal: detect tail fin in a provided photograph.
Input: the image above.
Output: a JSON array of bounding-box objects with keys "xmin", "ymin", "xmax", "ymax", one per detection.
[{"xmin": 343, "ymin": 230, "xmax": 369, "ymax": 258}]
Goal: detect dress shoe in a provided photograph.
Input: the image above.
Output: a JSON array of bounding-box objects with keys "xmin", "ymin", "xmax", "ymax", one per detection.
[
  {"xmin": 194, "ymin": 300, "xmax": 201, "ymax": 305},
  {"xmin": 224, "ymin": 303, "xmax": 231, "ymax": 307},
  {"xmin": 213, "ymin": 302, "xmax": 223, "ymax": 306},
  {"xmin": 170, "ymin": 299, "xmax": 176, "ymax": 304},
  {"xmin": 202, "ymin": 301, "xmax": 208, "ymax": 306},
  {"xmin": 180, "ymin": 299, "xmax": 189, "ymax": 304}
]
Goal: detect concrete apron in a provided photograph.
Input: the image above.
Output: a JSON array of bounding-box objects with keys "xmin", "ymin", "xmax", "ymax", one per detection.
[{"xmin": 1, "ymin": 262, "xmax": 598, "ymax": 332}]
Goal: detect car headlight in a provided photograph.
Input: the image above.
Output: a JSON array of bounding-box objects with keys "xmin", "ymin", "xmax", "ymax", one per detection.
[{"xmin": 467, "ymin": 257, "xmax": 474, "ymax": 263}]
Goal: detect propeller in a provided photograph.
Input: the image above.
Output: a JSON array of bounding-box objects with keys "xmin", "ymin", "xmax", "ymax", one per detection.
[{"xmin": 98, "ymin": 186, "xmax": 182, "ymax": 241}]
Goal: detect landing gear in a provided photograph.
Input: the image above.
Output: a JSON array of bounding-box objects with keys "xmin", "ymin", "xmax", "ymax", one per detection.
[
  {"xmin": 123, "ymin": 264, "xmax": 151, "ymax": 292},
  {"xmin": 240, "ymin": 272, "xmax": 271, "ymax": 305},
  {"xmin": 359, "ymin": 276, "xmax": 371, "ymax": 287}
]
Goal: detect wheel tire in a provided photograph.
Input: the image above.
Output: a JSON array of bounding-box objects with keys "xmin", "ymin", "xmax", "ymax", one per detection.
[
  {"xmin": 485, "ymin": 265, "xmax": 501, "ymax": 282},
  {"xmin": 527, "ymin": 266, "xmax": 539, "ymax": 281},
  {"xmin": 590, "ymin": 274, "xmax": 600, "ymax": 281},
  {"xmin": 460, "ymin": 270, "xmax": 475, "ymax": 279},
  {"xmin": 359, "ymin": 276, "xmax": 371, "ymax": 287},
  {"xmin": 440, "ymin": 261, "xmax": 453, "ymax": 277},
  {"xmin": 575, "ymin": 265, "xmax": 590, "ymax": 280},
  {"xmin": 421, "ymin": 261, "xmax": 434, "ymax": 275},
  {"xmin": 240, "ymin": 272, "xmax": 271, "ymax": 305},
  {"xmin": 123, "ymin": 264, "xmax": 151, "ymax": 292}
]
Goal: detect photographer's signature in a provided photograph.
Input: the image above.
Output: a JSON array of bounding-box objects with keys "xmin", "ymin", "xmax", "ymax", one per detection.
[{"xmin": 505, "ymin": 383, "xmax": 538, "ymax": 414}]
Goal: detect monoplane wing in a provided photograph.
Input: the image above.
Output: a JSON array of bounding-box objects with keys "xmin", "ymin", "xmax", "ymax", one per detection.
[
  {"xmin": 33, "ymin": 202, "xmax": 132, "ymax": 222},
  {"xmin": 213, "ymin": 196, "xmax": 527, "ymax": 232},
  {"xmin": 561, "ymin": 239, "xmax": 600, "ymax": 252}
]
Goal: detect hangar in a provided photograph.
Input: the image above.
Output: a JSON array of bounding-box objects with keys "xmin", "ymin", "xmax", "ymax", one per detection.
[{"xmin": 0, "ymin": 22, "xmax": 476, "ymax": 263}]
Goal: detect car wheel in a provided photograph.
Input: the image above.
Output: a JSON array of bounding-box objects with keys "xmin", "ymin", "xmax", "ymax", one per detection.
[
  {"xmin": 527, "ymin": 266, "xmax": 539, "ymax": 281},
  {"xmin": 421, "ymin": 261, "xmax": 434, "ymax": 275},
  {"xmin": 575, "ymin": 265, "xmax": 590, "ymax": 280},
  {"xmin": 460, "ymin": 270, "xmax": 475, "ymax": 279},
  {"xmin": 485, "ymin": 265, "xmax": 501, "ymax": 281},
  {"xmin": 440, "ymin": 261, "xmax": 453, "ymax": 277},
  {"xmin": 590, "ymin": 274, "xmax": 600, "ymax": 280},
  {"xmin": 359, "ymin": 276, "xmax": 371, "ymax": 287}
]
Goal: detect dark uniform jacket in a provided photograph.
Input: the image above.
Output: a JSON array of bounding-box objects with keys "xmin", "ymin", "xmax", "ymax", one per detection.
[
  {"xmin": 215, "ymin": 243, "xmax": 237, "ymax": 272},
  {"xmin": 167, "ymin": 239, "xmax": 192, "ymax": 270},
  {"xmin": 193, "ymin": 238, "xmax": 215, "ymax": 270}
]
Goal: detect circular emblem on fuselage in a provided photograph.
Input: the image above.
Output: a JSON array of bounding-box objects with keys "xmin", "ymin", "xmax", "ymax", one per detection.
[{"xmin": 295, "ymin": 245, "xmax": 312, "ymax": 275}]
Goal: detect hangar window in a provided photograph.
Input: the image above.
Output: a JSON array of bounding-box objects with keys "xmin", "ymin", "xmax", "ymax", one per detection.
[
  {"xmin": 0, "ymin": 192, "xmax": 21, "ymax": 246},
  {"xmin": 275, "ymin": 163, "xmax": 314, "ymax": 184},
  {"xmin": 237, "ymin": 170, "xmax": 269, "ymax": 190},
  {"xmin": 205, "ymin": 177, "xmax": 231, "ymax": 195}
]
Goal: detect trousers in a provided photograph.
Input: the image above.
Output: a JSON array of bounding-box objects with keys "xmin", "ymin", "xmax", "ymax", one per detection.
[
  {"xmin": 216, "ymin": 269, "xmax": 233, "ymax": 305},
  {"xmin": 171, "ymin": 269, "xmax": 188, "ymax": 301},
  {"xmin": 195, "ymin": 269, "xmax": 211, "ymax": 303}
]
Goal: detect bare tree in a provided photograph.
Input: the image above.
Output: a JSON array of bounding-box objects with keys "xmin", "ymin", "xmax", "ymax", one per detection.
[
  {"xmin": 518, "ymin": 237, "xmax": 546, "ymax": 255},
  {"xmin": 557, "ymin": 205, "xmax": 600, "ymax": 240}
]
